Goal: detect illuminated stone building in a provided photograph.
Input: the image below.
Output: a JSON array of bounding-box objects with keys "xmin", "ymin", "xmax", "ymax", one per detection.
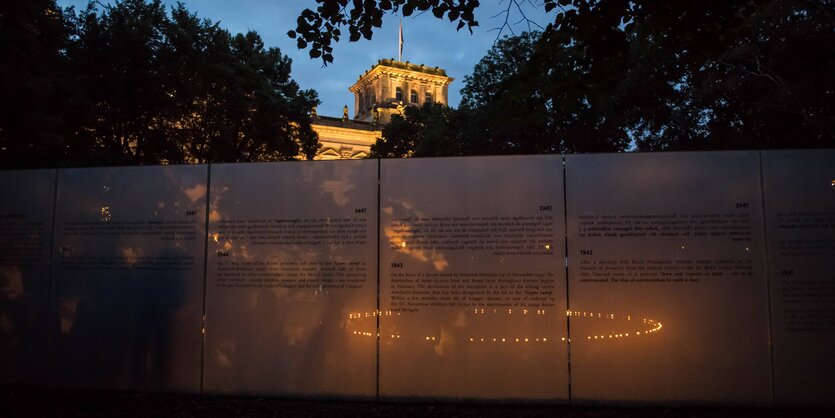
[
  {"xmin": 309, "ymin": 108, "xmax": 380, "ymax": 160},
  {"xmin": 310, "ymin": 59, "xmax": 454, "ymax": 160}
]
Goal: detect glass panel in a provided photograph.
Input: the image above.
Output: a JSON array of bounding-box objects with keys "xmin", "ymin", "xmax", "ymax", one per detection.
[
  {"xmin": 0, "ymin": 169, "xmax": 55, "ymax": 385},
  {"xmin": 565, "ymin": 151, "xmax": 771, "ymax": 403},
  {"xmin": 379, "ymin": 155, "xmax": 568, "ymax": 400},
  {"xmin": 50, "ymin": 165, "xmax": 207, "ymax": 392},
  {"xmin": 762, "ymin": 149, "xmax": 835, "ymax": 404},
  {"xmin": 203, "ymin": 160, "xmax": 377, "ymax": 397}
]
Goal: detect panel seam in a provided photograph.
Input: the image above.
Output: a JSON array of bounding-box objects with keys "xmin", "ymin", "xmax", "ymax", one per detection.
[
  {"xmin": 376, "ymin": 158, "xmax": 381, "ymax": 400},
  {"xmin": 45, "ymin": 169, "xmax": 60, "ymax": 383},
  {"xmin": 758, "ymin": 151, "xmax": 776, "ymax": 404},
  {"xmin": 199, "ymin": 164, "xmax": 212, "ymax": 394},
  {"xmin": 562, "ymin": 154, "xmax": 572, "ymax": 402}
]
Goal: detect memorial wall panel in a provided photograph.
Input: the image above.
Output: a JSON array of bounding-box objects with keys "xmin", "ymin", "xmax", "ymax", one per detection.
[
  {"xmin": 50, "ymin": 165, "xmax": 207, "ymax": 391},
  {"xmin": 762, "ymin": 149, "xmax": 835, "ymax": 404},
  {"xmin": 203, "ymin": 160, "xmax": 377, "ymax": 397},
  {"xmin": 379, "ymin": 156, "xmax": 568, "ymax": 400},
  {"xmin": 0, "ymin": 169, "xmax": 56, "ymax": 385},
  {"xmin": 565, "ymin": 151, "xmax": 772, "ymax": 403}
]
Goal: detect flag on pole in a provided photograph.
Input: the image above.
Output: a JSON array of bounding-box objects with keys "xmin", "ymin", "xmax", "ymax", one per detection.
[{"xmin": 398, "ymin": 19, "xmax": 404, "ymax": 61}]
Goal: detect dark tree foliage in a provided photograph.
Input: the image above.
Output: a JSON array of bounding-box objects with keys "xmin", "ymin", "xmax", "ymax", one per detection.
[
  {"xmin": 1, "ymin": 0, "xmax": 319, "ymax": 168},
  {"xmin": 370, "ymin": 103, "xmax": 462, "ymax": 158},
  {"xmin": 0, "ymin": 1, "xmax": 69, "ymax": 168},
  {"xmin": 546, "ymin": 0, "xmax": 835, "ymax": 151},
  {"xmin": 372, "ymin": 0, "xmax": 834, "ymax": 155},
  {"xmin": 460, "ymin": 32, "xmax": 540, "ymax": 110},
  {"xmin": 459, "ymin": 31, "xmax": 590, "ymax": 154},
  {"xmin": 289, "ymin": 0, "xmax": 480, "ymax": 65},
  {"xmin": 375, "ymin": 30, "xmax": 623, "ymax": 156}
]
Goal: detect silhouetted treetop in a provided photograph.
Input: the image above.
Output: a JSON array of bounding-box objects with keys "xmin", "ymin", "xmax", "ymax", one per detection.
[{"xmin": 1, "ymin": 0, "xmax": 320, "ymax": 168}]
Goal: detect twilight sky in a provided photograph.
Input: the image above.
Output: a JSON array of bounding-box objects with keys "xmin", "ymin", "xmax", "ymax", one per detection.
[{"xmin": 57, "ymin": 0, "xmax": 552, "ymax": 117}]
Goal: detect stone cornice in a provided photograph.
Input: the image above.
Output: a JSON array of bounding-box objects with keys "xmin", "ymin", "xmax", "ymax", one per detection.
[
  {"xmin": 349, "ymin": 60, "xmax": 454, "ymax": 93},
  {"xmin": 312, "ymin": 123, "xmax": 381, "ymax": 145}
]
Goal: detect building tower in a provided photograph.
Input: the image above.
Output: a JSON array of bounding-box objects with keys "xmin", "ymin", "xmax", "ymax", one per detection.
[
  {"xmin": 310, "ymin": 59, "xmax": 454, "ymax": 160},
  {"xmin": 349, "ymin": 59, "xmax": 454, "ymax": 125}
]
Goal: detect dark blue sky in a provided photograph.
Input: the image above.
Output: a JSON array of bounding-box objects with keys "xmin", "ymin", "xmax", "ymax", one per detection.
[{"xmin": 57, "ymin": 0, "xmax": 551, "ymax": 117}]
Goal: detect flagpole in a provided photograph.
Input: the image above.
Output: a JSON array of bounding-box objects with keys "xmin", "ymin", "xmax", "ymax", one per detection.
[{"xmin": 398, "ymin": 19, "xmax": 403, "ymax": 62}]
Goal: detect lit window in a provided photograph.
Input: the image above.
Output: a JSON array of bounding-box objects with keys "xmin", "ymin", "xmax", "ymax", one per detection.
[
  {"xmin": 410, "ymin": 89, "xmax": 418, "ymax": 103},
  {"xmin": 395, "ymin": 87, "xmax": 403, "ymax": 102}
]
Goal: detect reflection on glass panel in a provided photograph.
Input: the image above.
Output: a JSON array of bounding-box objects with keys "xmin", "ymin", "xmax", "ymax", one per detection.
[
  {"xmin": 380, "ymin": 155, "xmax": 568, "ymax": 400},
  {"xmin": 763, "ymin": 149, "xmax": 835, "ymax": 404},
  {"xmin": 0, "ymin": 169, "xmax": 56, "ymax": 386},
  {"xmin": 565, "ymin": 151, "xmax": 771, "ymax": 403},
  {"xmin": 50, "ymin": 165, "xmax": 207, "ymax": 392},
  {"xmin": 204, "ymin": 160, "xmax": 377, "ymax": 397}
]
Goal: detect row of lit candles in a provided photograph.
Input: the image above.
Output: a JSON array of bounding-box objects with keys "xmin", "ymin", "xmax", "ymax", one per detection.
[
  {"xmin": 347, "ymin": 308, "xmax": 663, "ymax": 342},
  {"xmin": 586, "ymin": 320, "xmax": 662, "ymax": 340},
  {"xmin": 468, "ymin": 337, "xmax": 550, "ymax": 343},
  {"xmin": 567, "ymin": 310, "xmax": 629, "ymax": 320},
  {"xmin": 471, "ymin": 308, "xmax": 548, "ymax": 315},
  {"xmin": 348, "ymin": 310, "xmax": 400, "ymax": 319},
  {"xmin": 348, "ymin": 309, "xmax": 648, "ymax": 320},
  {"xmin": 349, "ymin": 332, "xmax": 659, "ymax": 342}
]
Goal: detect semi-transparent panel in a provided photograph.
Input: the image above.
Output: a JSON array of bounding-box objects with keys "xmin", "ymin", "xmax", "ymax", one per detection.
[
  {"xmin": 379, "ymin": 155, "xmax": 568, "ymax": 400},
  {"xmin": 566, "ymin": 151, "xmax": 771, "ymax": 403},
  {"xmin": 50, "ymin": 165, "xmax": 207, "ymax": 391},
  {"xmin": 204, "ymin": 160, "xmax": 377, "ymax": 397},
  {"xmin": 763, "ymin": 149, "xmax": 835, "ymax": 404},
  {"xmin": 0, "ymin": 169, "xmax": 55, "ymax": 385}
]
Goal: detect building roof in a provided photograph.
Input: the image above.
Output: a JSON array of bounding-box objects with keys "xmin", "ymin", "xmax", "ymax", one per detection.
[
  {"xmin": 349, "ymin": 59, "xmax": 454, "ymax": 93},
  {"xmin": 361, "ymin": 58, "xmax": 449, "ymax": 77},
  {"xmin": 311, "ymin": 115, "xmax": 379, "ymax": 131}
]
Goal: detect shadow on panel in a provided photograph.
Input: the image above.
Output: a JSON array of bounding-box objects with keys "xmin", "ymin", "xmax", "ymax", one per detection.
[
  {"xmin": 203, "ymin": 160, "xmax": 377, "ymax": 398},
  {"xmin": 565, "ymin": 151, "xmax": 771, "ymax": 404},
  {"xmin": 0, "ymin": 169, "xmax": 56, "ymax": 386},
  {"xmin": 48, "ymin": 165, "xmax": 206, "ymax": 392},
  {"xmin": 763, "ymin": 149, "xmax": 835, "ymax": 404},
  {"xmin": 379, "ymin": 155, "xmax": 569, "ymax": 401}
]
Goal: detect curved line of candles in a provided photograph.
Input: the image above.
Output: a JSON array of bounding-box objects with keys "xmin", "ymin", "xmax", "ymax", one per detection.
[{"xmin": 345, "ymin": 309, "xmax": 663, "ymax": 343}]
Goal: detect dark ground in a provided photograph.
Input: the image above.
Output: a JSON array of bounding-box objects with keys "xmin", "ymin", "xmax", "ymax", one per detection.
[{"xmin": 2, "ymin": 388, "xmax": 833, "ymax": 418}]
